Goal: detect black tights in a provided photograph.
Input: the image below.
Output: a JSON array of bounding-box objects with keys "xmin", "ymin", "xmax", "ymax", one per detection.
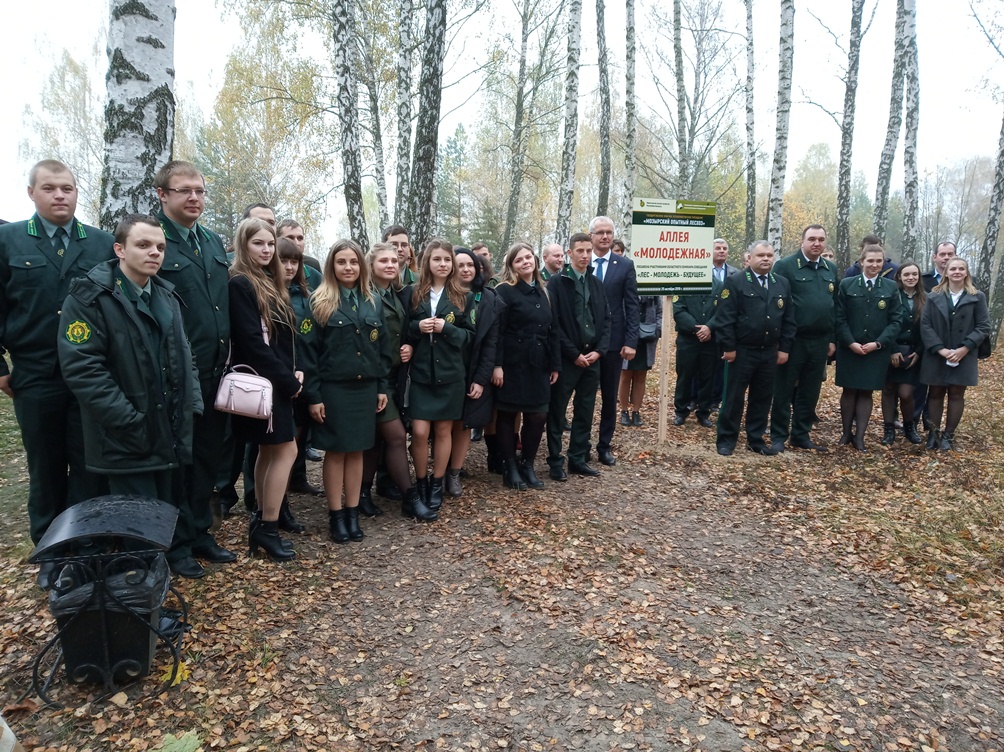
[
  {"xmin": 362, "ymin": 418, "xmax": 413, "ymax": 492},
  {"xmin": 495, "ymin": 410, "xmax": 547, "ymax": 463},
  {"xmin": 881, "ymin": 382, "xmax": 915, "ymax": 425},
  {"xmin": 926, "ymin": 385, "xmax": 966, "ymax": 434},
  {"xmin": 840, "ymin": 388, "xmax": 874, "ymax": 437}
]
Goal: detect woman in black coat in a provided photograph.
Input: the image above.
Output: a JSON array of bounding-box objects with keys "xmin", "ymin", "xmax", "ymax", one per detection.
[
  {"xmin": 919, "ymin": 257, "xmax": 991, "ymax": 451},
  {"xmin": 879, "ymin": 261, "xmax": 926, "ymax": 445},
  {"xmin": 491, "ymin": 242, "xmax": 561, "ymax": 490},
  {"xmin": 446, "ymin": 248, "xmax": 501, "ymax": 497},
  {"xmin": 229, "ymin": 218, "xmax": 303, "ymax": 561}
]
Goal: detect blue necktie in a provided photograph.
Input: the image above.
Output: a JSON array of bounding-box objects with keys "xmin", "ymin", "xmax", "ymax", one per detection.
[{"xmin": 595, "ymin": 257, "xmax": 606, "ymax": 282}]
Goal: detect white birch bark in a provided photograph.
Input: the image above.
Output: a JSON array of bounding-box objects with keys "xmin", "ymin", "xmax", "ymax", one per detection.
[
  {"xmin": 503, "ymin": 0, "xmax": 534, "ymax": 251},
  {"xmin": 835, "ymin": 0, "xmax": 865, "ymax": 268},
  {"xmin": 364, "ymin": 73, "xmax": 391, "ymax": 231},
  {"xmin": 333, "ymin": 0, "xmax": 369, "ymax": 247},
  {"xmin": 767, "ymin": 0, "xmax": 795, "ymax": 252},
  {"xmin": 673, "ymin": 0, "xmax": 689, "ymax": 196},
  {"xmin": 407, "ymin": 0, "xmax": 448, "ymax": 247},
  {"xmin": 394, "ymin": 0, "xmax": 414, "ymax": 223},
  {"xmin": 619, "ymin": 0, "xmax": 636, "ymax": 242},
  {"xmin": 555, "ymin": 0, "xmax": 583, "ymax": 247},
  {"xmin": 744, "ymin": 0, "xmax": 756, "ymax": 248},
  {"xmin": 100, "ymin": 0, "xmax": 176, "ymax": 230},
  {"xmin": 595, "ymin": 0, "xmax": 612, "ymax": 215},
  {"xmin": 873, "ymin": 0, "xmax": 907, "ymax": 239},
  {"xmin": 901, "ymin": 0, "xmax": 920, "ymax": 259},
  {"xmin": 978, "ymin": 107, "xmax": 1004, "ymax": 304}
]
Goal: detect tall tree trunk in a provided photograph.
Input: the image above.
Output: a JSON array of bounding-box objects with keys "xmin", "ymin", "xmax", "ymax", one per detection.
[
  {"xmin": 503, "ymin": 0, "xmax": 534, "ymax": 251},
  {"xmin": 767, "ymin": 0, "xmax": 795, "ymax": 252},
  {"xmin": 873, "ymin": 0, "xmax": 907, "ymax": 239},
  {"xmin": 394, "ymin": 0, "xmax": 414, "ymax": 224},
  {"xmin": 408, "ymin": 0, "xmax": 448, "ymax": 248},
  {"xmin": 901, "ymin": 0, "xmax": 920, "ymax": 259},
  {"xmin": 100, "ymin": 0, "xmax": 176, "ymax": 231},
  {"xmin": 744, "ymin": 0, "xmax": 756, "ymax": 249},
  {"xmin": 619, "ymin": 0, "xmax": 636, "ymax": 242},
  {"xmin": 835, "ymin": 0, "xmax": 865, "ymax": 270},
  {"xmin": 595, "ymin": 0, "xmax": 612, "ymax": 216},
  {"xmin": 364, "ymin": 73, "xmax": 391, "ymax": 231},
  {"xmin": 333, "ymin": 0, "xmax": 368, "ymax": 247},
  {"xmin": 673, "ymin": 0, "xmax": 689, "ymax": 195},
  {"xmin": 978, "ymin": 106, "xmax": 1004, "ymax": 309},
  {"xmin": 555, "ymin": 0, "xmax": 583, "ymax": 248}
]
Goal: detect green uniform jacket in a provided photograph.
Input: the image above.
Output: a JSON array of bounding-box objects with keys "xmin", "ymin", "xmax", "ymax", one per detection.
[
  {"xmin": 714, "ymin": 270, "xmax": 796, "ymax": 352},
  {"xmin": 834, "ymin": 275, "xmax": 904, "ymax": 389},
  {"xmin": 57, "ymin": 260, "xmax": 202, "ymax": 474},
  {"xmin": 772, "ymin": 253, "xmax": 838, "ymax": 338},
  {"xmin": 405, "ymin": 290, "xmax": 476, "ymax": 385},
  {"xmin": 0, "ymin": 214, "xmax": 114, "ymax": 384},
  {"xmin": 300, "ymin": 293, "xmax": 392, "ymax": 405},
  {"xmin": 673, "ymin": 274, "xmax": 724, "ymax": 342},
  {"xmin": 155, "ymin": 210, "xmax": 230, "ymax": 379}
]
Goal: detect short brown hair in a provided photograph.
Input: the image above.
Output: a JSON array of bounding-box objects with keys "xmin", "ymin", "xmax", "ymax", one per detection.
[
  {"xmin": 153, "ymin": 160, "xmax": 203, "ymax": 191},
  {"xmin": 114, "ymin": 214, "xmax": 161, "ymax": 245},
  {"xmin": 29, "ymin": 159, "xmax": 74, "ymax": 187},
  {"xmin": 568, "ymin": 232, "xmax": 591, "ymax": 249}
]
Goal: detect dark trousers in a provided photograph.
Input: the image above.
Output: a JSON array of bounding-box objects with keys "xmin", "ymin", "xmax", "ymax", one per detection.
[
  {"xmin": 172, "ymin": 377, "xmax": 227, "ymax": 561},
  {"xmin": 13, "ymin": 379, "xmax": 104, "ymax": 544},
  {"xmin": 718, "ymin": 346, "xmax": 777, "ymax": 449},
  {"xmin": 675, "ymin": 337, "xmax": 717, "ymax": 417},
  {"xmin": 547, "ymin": 360, "xmax": 600, "ymax": 468},
  {"xmin": 109, "ymin": 469, "xmax": 177, "ymax": 502},
  {"xmin": 596, "ymin": 350, "xmax": 622, "ymax": 452},
  {"xmin": 770, "ymin": 335, "xmax": 828, "ymax": 444}
]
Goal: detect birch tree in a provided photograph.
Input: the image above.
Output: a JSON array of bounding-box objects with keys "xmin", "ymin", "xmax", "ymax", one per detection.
[
  {"xmin": 555, "ymin": 0, "xmax": 583, "ymax": 247},
  {"xmin": 767, "ymin": 0, "xmax": 795, "ymax": 252},
  {"xmin": 901, "ymin": 0, "xmax": 920, "ymax": 259},
  {"xmin": 100, "ymin": 0, "xmax": 176, "ymax": 230},
  {"xmin": 620, "ymin": 0, "xmax": 637, "ymax": 241},
  {"xmin": 332, "ymin": 0, "xmax": 369, "ymax": 246},
  {"xmin": 595, "ymin": 0, "xmax": 612, "ymax": 215},
  {"xmin": 407, "ymin": 0, "xmax": 448, "ymax": 247},
  {"xmin": 743, "ymin": 0, "xmax": 756, "ymax": 248},
  {"xmin": 395, "ymin": 0, "xmax": 415, "ymax": 223},
  {"xmin": 673, "ymin": 0, "xmax": 689, "ymax": 195},
  {"xmin": 873, "ymin": 0, "xmax": 907, "ymax": 239},
  {"xmin": 834, "ymin": 0, "xmax": 865, "ymax": 267}
]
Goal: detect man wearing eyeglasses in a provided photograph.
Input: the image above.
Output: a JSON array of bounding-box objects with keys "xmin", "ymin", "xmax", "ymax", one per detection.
[{"xmin": 154, "ymin": 160, "xmax": 235, "ymax": 579}]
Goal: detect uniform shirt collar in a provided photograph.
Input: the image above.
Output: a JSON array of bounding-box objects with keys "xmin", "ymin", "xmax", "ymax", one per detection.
[
  {"xmin": 164, "ymin": 215, "xmax": 195, "ymax": 244},
  {"xmin": 37, "ymin": 214, "xmax": 75, "ymax": 239}
]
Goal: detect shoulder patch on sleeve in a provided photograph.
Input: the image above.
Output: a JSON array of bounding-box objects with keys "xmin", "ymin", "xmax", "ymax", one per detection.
[{"xmin": 65, "ymin": 320, "xmax": 92, "ymax": 344}]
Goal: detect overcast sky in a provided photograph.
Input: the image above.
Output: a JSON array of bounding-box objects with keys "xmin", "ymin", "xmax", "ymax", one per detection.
[{"xmin": 0, "ymin": 0, "xmax": 1001, "ymax": 231}]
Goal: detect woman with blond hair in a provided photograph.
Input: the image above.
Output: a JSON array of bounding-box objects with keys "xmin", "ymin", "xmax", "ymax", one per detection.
[
  {"xmin": 301, "ymin": 240, "xmax": 391, "ymax": 542},
  {"xmin": 919, "ymin": 257, "xmax": 990, "ymax": 450},
  {"xmin": 229, "ymin": 217, "xmax": 303, "ymax": 561}
]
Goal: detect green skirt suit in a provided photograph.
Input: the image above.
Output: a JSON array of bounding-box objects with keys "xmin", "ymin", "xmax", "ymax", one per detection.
[{"xmin": 834, "ymin": 276, "xmax": 904, "ymax": 391}]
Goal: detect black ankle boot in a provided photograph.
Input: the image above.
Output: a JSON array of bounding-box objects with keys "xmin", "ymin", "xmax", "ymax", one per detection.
[
  {"xmin": 904, "ymin": 422, "xmax": 923, "ymax": 444},
  {"xmin": 519, "ymin": 457, "xmax": 544, "ymax": 489},
  {"xmin": 503, "ymin": 459, "xmax": 528, "ymax": 490},
  {"xmin": 445, "ymin": 468, "xmax": 463, "ymax": 497},
  {"xmin": 249, "ymin": 519, "xmax": 296, "ymax": 561},
  {"xmin": 278, "ymin": 496, "xmax": 306, "ymax": 533},
  {"xmin": 329, "ymin": 509, "xmax": 349, "ymax": 543},
  {"xmin": 484, "ymin": 435, "xmax": 503, "ymax": 474},
  {"xmin": 881, "ymin": 423, "xmax": 896, "ymax": 446},
  {"xmin": 939, "ymin": 431, "xmax": 955, "ymax": 451},
  {"xmin": 402, "ymin": 486, "xmax": 438, "ymax": 521},
  {"xmin": 926, "ymin": 429, "xmax": 941, "ymax": 450},
  {"xmin": 415, "ymin": 476, "xmax": 430, "ymax": 507},
  {"xmin": 250, "ymin": 510, "xmax": 294, "ymax": 550},
  {"xmin": 428, "ymin": 476, "xmax": 445, "ymax": 511},
  {"xmin": 346, "ymin": 506, "xmax": 364, "ymax": 541},
  {"xmin": 358, "ymin": 486, "xmax": 382, "ymax": 517}
]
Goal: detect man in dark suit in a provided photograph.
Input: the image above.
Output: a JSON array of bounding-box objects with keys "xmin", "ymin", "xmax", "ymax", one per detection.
[
  {"xmin": 546, "ymin": 233, "xmax": 611, "ymax": 479},
  {"xmin": 154, "ymin": 160, "xmax": 236, "ymax": 579},
  {"xmin": 715, "ymin": 241, "xmax": 796, "ymax": 456},
  {"xmin": 922, "ymin": 241, "xmax": 956, "ymax": 291},
  {"xmin": 701, "ymin": 238, "xmax": 739, "ymax": 408},
  {"xmin": 0, "ymin": 160, "xmax": 113, "ymax": 569},
  {"xmin": 588, "ymin": 216, "xmax": 639, "ymax": 466}
]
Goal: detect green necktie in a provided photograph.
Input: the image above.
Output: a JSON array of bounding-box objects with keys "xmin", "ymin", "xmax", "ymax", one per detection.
[
  {"xmin": 53, "ymin": 227, "xmax": 68, "ymax": 257},
  {"xmin": 347, "ymin": 290, "xmax": 357, "ymax": 311},
  {"xmin": 189, "ymin": 227, "xmax": 201, "ymax": 256}
]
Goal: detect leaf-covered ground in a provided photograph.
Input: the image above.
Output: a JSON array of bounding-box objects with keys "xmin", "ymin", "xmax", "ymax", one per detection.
[{"xmin": 1, "ymin": 358, "xmax": 1003, "ymax": 751}]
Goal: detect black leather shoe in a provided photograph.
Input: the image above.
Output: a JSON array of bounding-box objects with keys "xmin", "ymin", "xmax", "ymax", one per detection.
[
  {"xmin": 549, "ymin": 466, "xmax": 568, "ymax": 481},
  {"xmin": 568, "ymin": 461, "xmax": 600, "ymax": 476},
  {"xmin": 288, "ymin": 481, "xmax": 325, "ymax": 497},
  {"xmin": 278, "ymin": 496, "xmax": 307, "ymax": 533},
  {"xmin": 597, "ymin": 450, "xmax": 616, "ymax": 466},
  {"xmin": 471, "ymin": 427, "xmax": 484, "ymax": 442},
  {"xmin": 769, "ymin": 441, "xmax": 786, "ymax": 454},
  {"xmin": 346, "ymin": 506, "xmax": 365, "ymax": 541},
  {"xmin": 620, "ymin": 410, "xmax": 631, "ymax": 426},
  {"xmin": 170, "ymin": 557, "xmax": 206, "ymax": 579},
  {"xmin": 375, "ymin": 480, "xmax": 403, "ymax": 501},
  {"xmin": 329, "ymin": 509, "xmax": 349, "ymax": 543},
  {"xmin": 746, "ymin": 443, "xmax": 779, "ymax": 456},
  {"xmin": 697, "ymin": 415, "xmax": 713, "ymax": 428},
  {"xmin": 790, "ymin": 439, "xmax": 828, "ymax": 452},
  {"xmin": 632, "ymin": 411, "xmax": 644, "ymax": 427},
  {"xmin": 193, "ymin": 540, "xmax": 237, "ymax": 563},
  {"xmin": 519, "ymin": 458, "xmax": 545, "ymax": 490},
  {"xmin": 305, "ymin": 446, "xmax": 323, "ymax": 462},
  {"xmin": 402, "ymin": 487, "xmax": 438, "ymax": 521},
  {"xmin": 673, "ymin": 414, "xmax": 687, "ymax": 426},
  {"xmin": 358, "ymin": 487, "xmax": 383, "ymax": 517},
  {"xmin": 249, "ymin": 520, "xmax": 296, "ymax": 562},
  {"xmin": 716, "ymin": 444, "xmax": 734, "ymax": 456}
]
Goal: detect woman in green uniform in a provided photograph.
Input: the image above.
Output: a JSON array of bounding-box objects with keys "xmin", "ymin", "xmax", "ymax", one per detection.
[
  {"xmin": 362, "ymin": 243, "xmax": 436, "ymax": 521},
  {"xmin": 406, "ymin": 239, "xmax": 475, "ymax": 511},
  {"xmin": 879, "ymin": 261, "xmax": 926, "ymax": 446},
  {"xmin": 834, "ymin": 244, "xmax": 903, "ymax": 451},
  {"xmin": 302, "ymin": 240, "xmax": 391, "ymax": 543}
]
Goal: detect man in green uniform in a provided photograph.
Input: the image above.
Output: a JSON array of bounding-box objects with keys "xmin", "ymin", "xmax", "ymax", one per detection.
[
  {"xmin": 672, "ymin": 270, "xmax": 724, "ymax": 428},
  {"xmin": 546, "ymin": 233, "xmax": 611, "ymax": 479},
  {"xmin": 154, "ymin": 160, "xmax": 236, "ymax": 579},
  {"xmin": 0, "ymin": 160, "xmax": 112, "ymax": 560},
  {"xmin": 383, "ymin": 224, "xmax": 417, "ymax": 285},
  {"xmin": 539, "ymin": 243, "xmax": 564, "ymax": 281},
  {"xmin": 769, "ymin": 224, "xmax": 838, "ymax": 453}
]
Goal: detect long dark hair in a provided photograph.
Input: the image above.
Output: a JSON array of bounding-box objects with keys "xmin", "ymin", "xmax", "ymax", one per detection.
[{"xmin": 895, "ymin": 261, "xmax": 926, "ymax": 324}]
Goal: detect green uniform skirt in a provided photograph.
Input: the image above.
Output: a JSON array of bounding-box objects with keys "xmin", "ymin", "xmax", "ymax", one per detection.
[
  {"xmin": 409, "ymin": 380, "xmax": 465, "ymax": 421},
  {"xmin": 314, "ymin": 379, "xmax": 378, "ymax": 452}
]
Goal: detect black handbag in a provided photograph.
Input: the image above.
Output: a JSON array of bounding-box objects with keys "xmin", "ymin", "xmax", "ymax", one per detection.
[
  {"xmin": 978, "ymin": 337, "xmax": 993, "ymax": 359},
  {"xmin": 638, "ymin": 322, "xmax": 659, "ymax": 342}
]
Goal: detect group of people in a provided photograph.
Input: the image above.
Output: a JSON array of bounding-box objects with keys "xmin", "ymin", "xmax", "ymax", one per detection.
[
  {"xmin": 1, "ymin": 160, "xmax": 653, "ymax": 580},
  {"xmin": 671, "ymin": 228, "xmax": 991, "ymax": 458}
]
